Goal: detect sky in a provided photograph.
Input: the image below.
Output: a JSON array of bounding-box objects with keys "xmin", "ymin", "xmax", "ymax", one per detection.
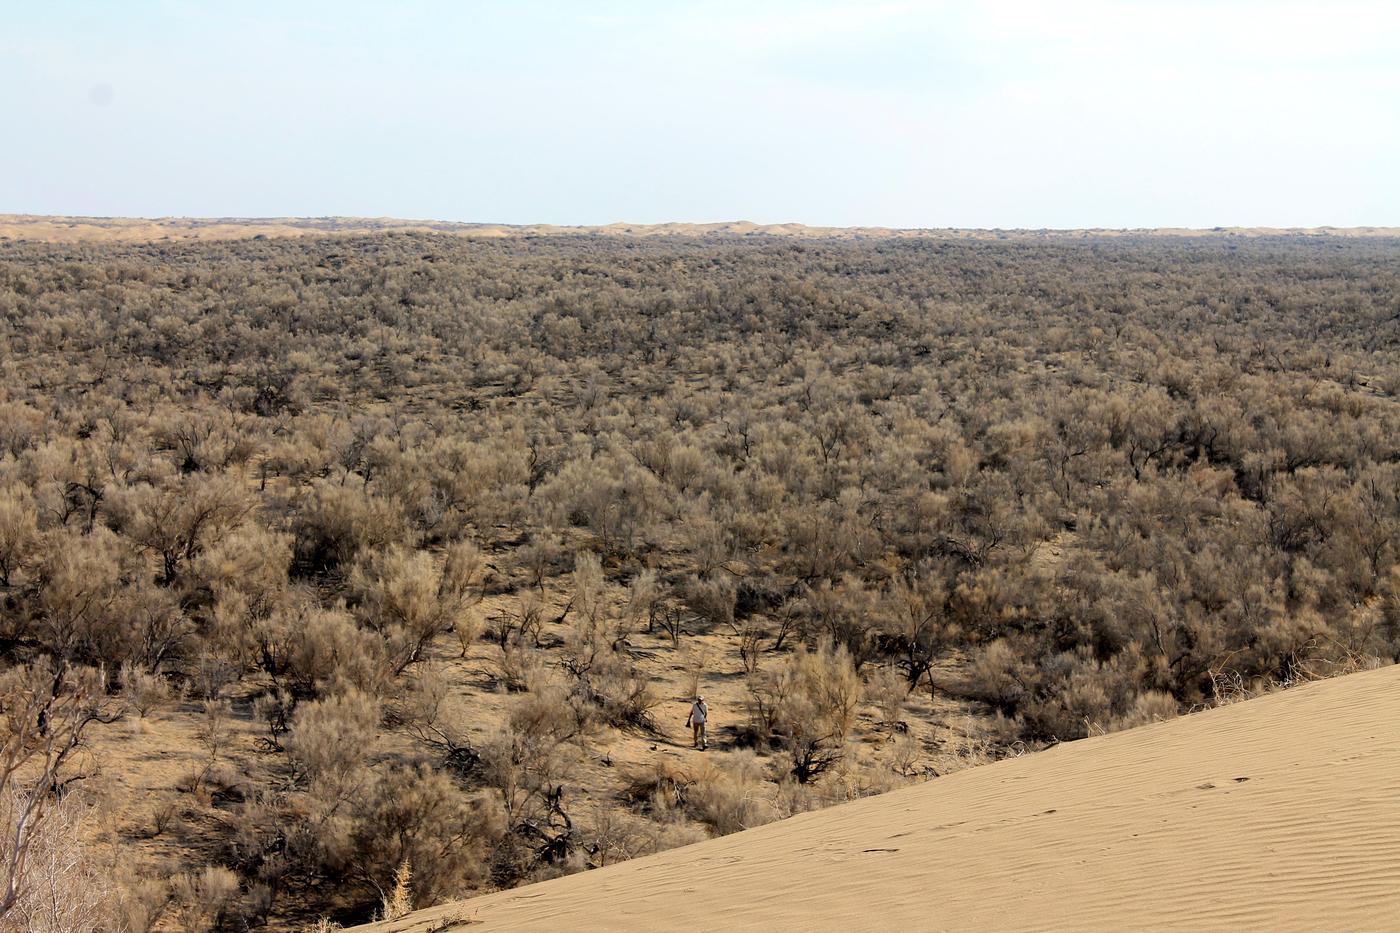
[{"xmin": 3, "ymin": 0, "xmax": 1398, "ymax": 228}]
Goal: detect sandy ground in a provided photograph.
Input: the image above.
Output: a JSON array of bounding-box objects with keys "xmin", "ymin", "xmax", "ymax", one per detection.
[
  {"xmin": 358, "ymin": 662, "xmax": 1400, "ymax": 933},
  {"xmin": 3, "ymin": 214, "xmax": 1399, "ymax": 243}
]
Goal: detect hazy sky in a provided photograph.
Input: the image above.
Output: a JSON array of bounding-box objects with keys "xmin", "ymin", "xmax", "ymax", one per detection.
[{"xmin": 4, "ymin": 1, "xmax": 1398, "ymax": 228}]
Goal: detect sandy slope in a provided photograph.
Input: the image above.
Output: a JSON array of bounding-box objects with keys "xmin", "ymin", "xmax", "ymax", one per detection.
[{"xmin": 359, "ymin": 663, "xmax": 1400, "ymax": 933}]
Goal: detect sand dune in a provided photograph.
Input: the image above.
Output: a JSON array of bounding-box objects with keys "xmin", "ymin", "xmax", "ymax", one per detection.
[
  {"xmin": 359, "ymin": 663, "xmax": 1400, "ymax": 932},
  {"xmin": 3, "ymin": 214, "xmax": 1399, "ymax": 244}
]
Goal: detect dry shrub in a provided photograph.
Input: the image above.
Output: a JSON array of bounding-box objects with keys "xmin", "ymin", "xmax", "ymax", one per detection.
[
  {"xmin": 881, "ymin": 571, "xmax": 957, "ymax": 694},
  {"xmin": 621, "ymin": 568, "xmax": 660, "ymax": 640},
  {"xmin": 109, "ymin": 471, "xmax": 252, "ymax": 585},
  {"xmin": 738, "ymin": 618, "xmax": 766, "ymax": 674},
  {"xmin": 960, "ymin": 638, "xmax": 1038, "ymax": 713},
  {"xmin": 292, "ymin": 482, "xmax": 412, "ymax": 576},
  {"xmin": 621, "ymin": 758, "xmax": 690, "ymax": 812},
  {"xmin": 884, "ymin": 728, "xmax": 923, "ymax": 776},
  {"xmin": 585, "ymin": 804, "xmax": 704, "ymax": 867},
  {"xmin": 515, "ymin": 533, "xmax": 563, "ymax": 590},
  {"xmin": 392, "ymin": 666, "xmax": 479, "ymax": 778},
  {"xmin": 0, "ymin": 662, "xmax": 112, "ymax": 921},
  {"xmin": 170, "ymin": 865, "xmax": 240, "ymax": 933},
  {"xmin": 32, "ymin": 527, "xmax": 187, "ymax": 668},
  {"xmin": 351, "ymin": 542, "xmax": 481, "ymax": 674},
  {"xmin": 194, "ymin": 523, "xmax": 293, "ymax": 619},
  {"xmin": 801, "ymin": 576, "xmax": 880, "ymax": 668},
  {"xmin": 864, "ymin": 664, "xmax": 908, "ymax": 731},
  {"xmin": 275, "ymin": 604, "xmax": 389, "ymax": 697},
  {"xmin": 0, "ymin": 485, "xmax": 38, "ymax": 586},
  {"xmin": 683, "ymin": 751, "xmax": 775, "ymax": 835},
  {"xmin": 193, "ymin": 699, "xmax": 235, "ymax": 792},
  {"xmin": 682, "ymin": 573, "xmax": 737, "ymax": 633},
  {"xmin": 779, "ymin": 642, "xmax": 862, "ymax": 783},
  {"xmin": 559, "ymin": 555, "xmax": 661, "ymax": 731},
  {"xmin": 497, "ymin": 640, "xmax": 548, "ymax": 693},
  {"xmin": 744, "ymin": 641, "xmax": 861, "ymax": 783},
  {"xmin": 678, "ymin": 643, "xmax": 712, "ymax": 700},
  {"xmin": 589, "ymin": 654, "xmax": 661, "ymax": 733},
  {"xmin": 622, "ymin": 752, "xmax": 774, "ymax": 836},
  {"xmin": 927, "ymin": 715, "xmax": 1023, "ymax": 776},
  {"xmin": 843, "ymin": 745, "xmax": 915, "ymax": 799},
  {"xmin": 481, "ymin": 685, "xmax": 579, "ymax": 823},
  {"xmin": 346, "ymin": 764, "xmax": 503, "ymax": 908},
  {"xmin": 119, "ymin": 661, "xmax": 174, "ymax": 718},
  {"xmin": 284, "ymin": 691, "xmax": 381, "ymax": 784},
  {"xmin": 1382, "ymin": 566, "xmax": 1400, "ymax": 657},
  {"xmin": 378, "ymin": 858, "xmax": 414, "ymax": 921},
  {"xmin": 1110, "ymin": 690, "xmax": 1179, "ymax": 731},
  {"xmin": 0, "ymin": 787, "xmax": 116, "ymax": 933},
  {"xmin": 115, "ymin": 877, "xmax": 172, "ymax": 933},
  {"xmin": 1020, "ymin": 648, "xmax": 1148, "ymax": 741},
  {"xmin": 492, "ymin": 589, "xmax": 545, "ymax": 649},
  {"xmin": 302, "ymin": 920, "xmax": 342, "ymax": 933},
  {"xmin": 453, "ymin": 604, "xmax": 485, "ymax": 659}
]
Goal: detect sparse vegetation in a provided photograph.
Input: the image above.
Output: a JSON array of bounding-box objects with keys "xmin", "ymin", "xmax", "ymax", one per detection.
[{"xmin": 0, "ymin": 231, "xmax": 1395, "ymax": 928}]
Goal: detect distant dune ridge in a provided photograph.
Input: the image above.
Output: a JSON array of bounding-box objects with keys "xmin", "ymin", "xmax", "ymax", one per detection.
[
  {"xmin": 2, "ymin": 214, "xmax": 1399, "ymax": 243},
  {"xmin": 358, "ymin": 663, "xmax": 1400, "ymax": 933}
]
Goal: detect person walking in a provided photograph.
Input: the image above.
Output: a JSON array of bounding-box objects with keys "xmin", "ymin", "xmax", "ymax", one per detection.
[{"xmin": 686, "ymin": 695, "xmax": 709, "ymax": 750}]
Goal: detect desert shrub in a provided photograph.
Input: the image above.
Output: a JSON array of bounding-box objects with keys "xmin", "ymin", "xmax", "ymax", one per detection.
[
  {"xmin": 800, "ymin": 576, "xmax": 881, "ymax": 669},
  {"xmin": 621, "ymin": 568, "xmax": 661, "ymax": 638},
  {"xmin": 745, "ymin": 641, "xmax": 861, "ymax": 783},
  {"xmin": 681, "ymin": 573, "xmax": 738, "ymax": 633},
  {"xmin": 377, "ymin": 859, "xmax": 413, "ymax": 921},
  {"xmin": 881, "ymin": 570, "xmax": 958, "ymax": 693},
  {"xmin": 514, "ymin": 532, "xmax": 564, "ymax": 590},
  {"xmin": 170, "ymin": 865, "xmax": 241, "ymax": 933},
  {"xmin": 344, "ymin": 764, "xmax": 503, "ymax": 909},
  {"xmin": 584, "ymin": 803, "xmax": 705, "ymax": 867},
  {"xmin": 1110, "ymin": 690, "xmax": 1180, "ymax": 731},
  {"xmin": 683, "ymin": 751, "xmax": 775, "ymax": 835},
  {"xmin": 0, "ymin": 786, "xmax": 116, "ymax": 933},
  {"xmin": 496, "ymin": 640, "xmax": 549, "ymax": 693},
  {"xmin": 28, "ymin": 527, "xmax": 170, "ymax": 665},
  {"xmin": 481, "ymin": 685, "xmax": 580, "ymax": 823},
  {"xmin": 780, "ymin": 641, "xmax": 863, "ymax": 783},
  {"xmin": 0, "ymin": 486, "xmax": 38, "ymax": 587},
  {"xmin": 115, "ymin": 877, "xmax": 172, "ymax": 933},
  {"xmin": 621, "ymin": 752, "xmax": 775, "ymax": 836},
  {"xmin": 350, "ymin": 542, "xmax": 481, "ymax": 674},
  {"xmin": 738, "ymin": 618, "xmax": 767, "ymax": 674},
  {"xmin": 193, "ymin": 523, "xmax": 293, "ymax": 620},
  {"xmin": 0, "ymin": 662, "xmax": 111, "ymax": 922},
  {"xmin": 538, "ymin": 454, "xmax": 661, "ymax": 556},
  {"xmin": 184, "ymin": 699, "xmax": 236, "ymax": 800},
  {"xmin": 275, "ymin": 603, "xmax": 389, "ymax": 697},
  {"xmin": 678, "ymin": 643, "xmax": 713, "ymax": 701},
  {"xmin": 492, "ymin": 589, "xmax": 545, "ymax": 649},
  {"xmin": 864, "ymin": 664, "xmax": 908, "ymax": 731},
  {"xmin": 960, "ymin": 638, "xmax": 1039, "ymax": 714},
  {"xmin": 1380, "ymin": 568, "xmax": 1400, "ymax": 660},
  {"xmin": 558, "ymin": 554, "xmax": 661, "ymax": 731},
  {"xmin": 291, "ymin": 482, "xmax": 413, "ymax": 577},
  {"xmin": 108, "ymin": 471, "xmax": 251, "ymax": 585},
  {"xmin": 392, "ymin": 666, "xmax": 480, "ymax": 777},
  {"xmin": 284, "ymin": 691, "xmax": 381, "ymax": 784}
]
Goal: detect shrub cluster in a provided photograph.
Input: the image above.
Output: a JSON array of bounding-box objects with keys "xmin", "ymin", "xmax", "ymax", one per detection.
[{"xmin": 0, "ymin": 232, "xmax": 1396, "ymax": 926}]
